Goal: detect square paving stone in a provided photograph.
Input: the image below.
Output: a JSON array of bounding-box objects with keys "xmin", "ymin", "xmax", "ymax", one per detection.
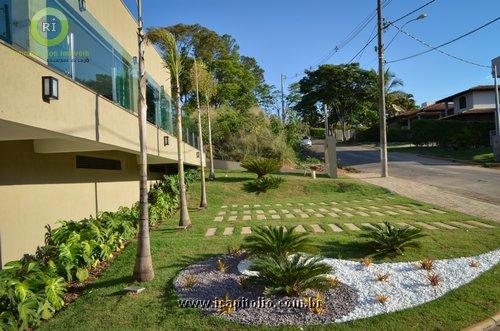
[
  {"xmin": 242, "ymin": 215, "xmax": 251, "ymax": 221},
  {"xmin": 382, "ymin": 205, "xmax": 395, "ymax": 209},
  {"xmin": 293, "ymin": 225, "xmax": 306, "ymax": 233},
  {"xmin": 309, "ymin": 202, "xmax": 316, "ymax": 205},
  {"xmin": 243, "ymin": 210, "xmax": 251, "ymax": 215},
  {"xmin": 331, "ymin": 208, "xmax": 342, "ymax": 212},
  {"xmin": 241, "ymin": 227, "xmax": 252, "ymax": 235},
  {"xmin": 356, "ymin": 212, "xmax": 370, "ymax": 217},
  {"xmin": 310, "ymin": 224, "xmax": 325, "ymax": 233},
  {"xmin": 265, "ymin": 204, "xmax": 271, "ymax": 207},
  {"xmin": 223, "ymin": 227, "xmax": 234, "ymax": 236},
  {"xmin": 342, "ymin": 212, "xmax": 354, "ymax": 217},
  {"xmin": 281, "ymin": 210, "xmax": 290, "ymax": 214},
  {"xmin": 285, "ymin": 214, "xmax": 295, "ymax": 219},
  {"xmin": 228, "ymin": 216, "xmax": 237, "ymax": 221},
  {"xmin": 369, "ymin": 206, "xmax": 380, "ymax": 210},
  {"xmin": 314, "ymin": 213, "xmax": 324, "ymax": 218},
  {"xmin": 385, "ymin": 211, "xmax": 399, "ymax": 216},
  {"xmin": 465, "ymin": 221, "xmax": 495, "ymax": 229},
  {"xmin": 415, "ymin": 222, "xmax": 438, "ymax": 230},
  {"xmin": 293, "ymin": 209, "xmax": 302, "ymax": 213},
  {"xmin": 364, "ymin": 199, "xmax": 373, "ymax": 202},
  {"xmin": 305, "ymin": 209, "xmax": 315, "ymax": 213},
  {"xmin": 448, "ymin": 221, "xmax": 475, "ymax": 229},
  {"xmin": 361, "ymin": 223, "xmax": 377, "ymax": 229},
  {"xmin": 276, "ymin": 203, "xmax": 282, "ymax": 206},
  {"xmin": 398, "ymin": 210, "xmax": 414, "ymax": 215},
  {"xmin": 414, "ymin": 210, "xmax": 431, "ymax": 215},
  {"xmin": 356, "ymin": 206, "xmax": 368, "ymax": 210},
  {"xmin": 256, "ymin": 215, "xmax": 266, "ymax": 220},
  {"xmin": 328, "ymin": 224, "xmax": 343, "ymax": 232},
  {"xmin": 396, "ymin": 222, "xmax": 416, "ymax": 229},
  {"xmin": 298, "ymin": 203, "xmax": 304, "ymax": 206},
  {"xmin": 231, "ymin": 205, "xmax": 238, "ymax": 208},
  {"xmin": 253, "ymin": 204, "xmax": 261, "ymax": 207},
  {"xmin": 243, "ymin": 205, "xmax": 250, "ymax": 208},
  {"xmin": 344, "ymin": 223, "xmax": 361, "ymax": 231},
  {"xmin": 269, "ymin": 210, "xmax": 277, "ymax": 214},
  {"xmin": 330, "ymin": 201, "xmax": 338, "ymax": 205},
  {"xmin": 430, "ymin": 208, "xmax": 446, "ymax": 214},
  {"xmin": 433, "ymin": 222, "xmax": 457, "ymax": 230},
  {"xmin": 218, "ymin": 211, "xmax": 226, "ymax": 216},
  {"xmin": 328, "ymin": 212, "xmax": 339, "ymax": 217},
  {"xmin": 221, "ymin": 206, "xmax": 228, "ymax": 209},
  {"xmin": 299, "ymin": 213, "xmax": 309, "ymax": 218},
  {"xmin": 370, "ymin": 211, "xmax": 385, "ymax": 216},
  {"xmin": 319, "ymin": 202, "xmax": 327, "ymax": 205},
  {"xmin": 319, "ymin": 208, "xmax": 329, "ymax": 213},
  {"xmin": 205, "ymin": 228, "xmax": 217, "ymax": 237},
  {"xmin": 271, "ymin": 214, "xmax": 281, "ymax": 219},
  {"xmin": 230, "ymin": 211, "xmax": 238, "ymax": 215},
  {"xmin": 214, "ymin": 216, "xmax": 224, "ymax": 222},
  {"xmin": 256, "ymin": 210, "xmax": 264, "ymax": 214}
]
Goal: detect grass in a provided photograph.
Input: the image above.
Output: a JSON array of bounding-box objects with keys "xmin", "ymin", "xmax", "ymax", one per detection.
[
  {"xmin": 40, "ymin": 171, "xmax": 500, "ymax": 330},
  {"xmin": 389, "ymin": 145, "xmax": 496, "ymax": 165}
]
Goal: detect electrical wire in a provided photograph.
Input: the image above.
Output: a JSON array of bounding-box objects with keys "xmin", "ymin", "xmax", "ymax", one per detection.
[{"xmin": 386, "ymin": 17, "xmax": 499, "ymax": 67}]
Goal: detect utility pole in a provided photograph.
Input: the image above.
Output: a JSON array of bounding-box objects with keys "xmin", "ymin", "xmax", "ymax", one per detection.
[
  {"xmin": 377, "ymin": 0, "xmax": 389, "ymax": 177},
  {"xmin": 280, "ymin": 74, "xmax": 286, "ymax": 123}
]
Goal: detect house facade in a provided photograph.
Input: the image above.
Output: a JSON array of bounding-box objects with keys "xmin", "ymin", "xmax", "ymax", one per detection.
[
  {"xmin": 0, "ymin": 0, "xmax": 201, "ymax": 265},
  {"xmin": 437, "ymin": 85, "xmax": 496, "ymax": 121}
]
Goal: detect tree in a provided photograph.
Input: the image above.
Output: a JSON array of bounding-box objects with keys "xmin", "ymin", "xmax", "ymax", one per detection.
[
  {"xmin": 191, "ymin": 59, "xmax": 208, "ymax": 208},
  {"xmin": 296, "ymin": 64, "xmax": 378, "ymax": 140},
  {"xmin": 385, "ymin": 69, "xmax": 418, "ymax": 116},
  {"xmin": 133, "ymin": 0, "xmax": 154, "ymax": 282},
  {"xmin": 147, "ymin": 28, "xmax": 191, "ymax": 228},
  {"xmin": 196, "ymin": 61, "xmax": 217, "ymax": 180}
]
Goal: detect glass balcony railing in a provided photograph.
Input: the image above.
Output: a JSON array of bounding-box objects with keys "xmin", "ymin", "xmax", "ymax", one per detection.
[{"xmin": 1, "ymin": 0, "xmax": 174, "ymax": 134}]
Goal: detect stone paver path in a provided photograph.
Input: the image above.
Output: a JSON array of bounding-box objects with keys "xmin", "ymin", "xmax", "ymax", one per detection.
[
  {"xmin": 223, "ymin": 227, "xmax": 234, "ymax": 236},
  {"xmin": 241, "ymin": 227, "xmax": 252, "ymax": 235},
  {"xmin": 205, "ymin": 228, "xmax": 216, "ymax": 237},
  {"xmin": 294, "ymin": 225, "xmax": 306, "ymax": 233},
  {"xmin": 433, "ymin": 222, "xmax": 457, "ymax": 230},
  {"xmin": 415, "ymin": 222, "xmax": 438, "ymax": 230},
  {"xmin": 448, "ymin": 221, "xmax": 476, "ymax": 229},
  {"xmin": 345, "ymin": 223, "xmax": 361, "ymax": 231},
  {"xmin": 328, "ymin": 224, "xmax": 343, "ymax": 232},
  {"xmin": 466, "ymin": 221, "xmax": 495, "ymax": 229}
]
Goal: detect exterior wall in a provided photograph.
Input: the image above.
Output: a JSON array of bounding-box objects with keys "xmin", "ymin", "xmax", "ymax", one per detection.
[
  {"xmin": 0, "ymin": 140, "xmax": 163, "ymax": 265},
  {"xmin": 452, "ymin": 92, "xmax": 473, "ymax": 113},
  {"xmin": 472, "ymin": 91, "xmax": 496, "ymax": 109},
  {"xmin": 0, "ymin": 44, "xmax": 199, "ymax": 166}
]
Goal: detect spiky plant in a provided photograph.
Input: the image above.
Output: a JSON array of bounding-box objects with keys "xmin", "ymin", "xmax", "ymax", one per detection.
[
  {"xmin": 240, "ymin": 158, "xmax": 282, "ymax": 178},
  {"xmin": 249, "ymin": 254, "xmax": 333, "ymax": 296},
  {"xmin": 242, "ymin": 226, "xmax": 313, "ymax": 259},
  {"xmin": 360, "ymin": 221, "xmax": 426, "ymax": 255}
]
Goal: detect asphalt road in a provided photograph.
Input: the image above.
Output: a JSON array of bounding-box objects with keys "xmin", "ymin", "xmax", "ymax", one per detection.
[{"xmin": 311, "ymin": 142, "xmax": 500, "ymax": 205}]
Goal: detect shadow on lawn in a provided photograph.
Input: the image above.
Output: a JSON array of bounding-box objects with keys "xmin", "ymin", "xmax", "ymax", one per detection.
[
  {"xmin": 212, "ymin": 176, "xmax": 250, "ymax": 183},
  {"xmin": 318, "ymin": 239, "xmax": 375, "ymax": 260}
]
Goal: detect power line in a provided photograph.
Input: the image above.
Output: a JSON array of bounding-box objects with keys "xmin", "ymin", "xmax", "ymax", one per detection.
[
  {"xmin": 387, "ymin": 17, "xmax": 499, "ymax": 66},
  {"xmin": 388, "ymin": 0, "xmax": 436, "ymax": 26}
]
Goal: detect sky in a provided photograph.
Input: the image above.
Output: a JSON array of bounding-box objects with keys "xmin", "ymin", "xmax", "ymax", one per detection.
[{"xmin": 124, "ymin": 0, "xmax": 500, "ymax": 105}]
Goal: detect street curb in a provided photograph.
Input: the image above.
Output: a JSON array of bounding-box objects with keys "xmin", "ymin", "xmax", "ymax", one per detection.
[
  {"xmin": 462, "ymin": 311, "xmax": 500, "ymax": 331},
  {"xmin": 414, "ymin": 154, "xmax": 500, "ymax": 169}
]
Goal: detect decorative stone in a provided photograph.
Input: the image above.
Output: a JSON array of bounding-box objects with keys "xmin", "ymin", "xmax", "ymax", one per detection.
[
  {"xmin": 205, "ymin": 228, "xmax": 216, "ymax": 236},
  {"xmin": 344, "ymin": 223, "xmax": 361, "ymax": 231},
  {"xmin": 223, "ymin": 227, "xmax": 234, "ymax": 236},
  {"xmin": 310, "ymin": 224, "xmax": 325, "ymax": 233},
  {"xmin": 214, "ymin": 216, "xmax": 223, "ymax": 222},
  {"xmin": 328, "ymin": 224, "xmax": 343, "ymax": 232},
  {"xmin": 241, "ymin": 227, "xmax": 252, "ymax": 235}
]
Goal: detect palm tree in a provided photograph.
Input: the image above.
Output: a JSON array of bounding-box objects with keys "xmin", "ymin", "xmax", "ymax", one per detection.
[
  {"xmin": 191, "ymin": 59, "xmax": 207, "ymax": 208},
  {"xmin": 196, "ymin": 62, "xmax": 217, "ymax": 180},
  {"xmin": 133, "ymin": 0, "xmax": 154, "ymax": 282},
  {"xmin": 148, "ymin": 28, "xmax": 191, "ymax": 228},
  {"xmin": 384, "ymin": 69, "xmax": 417, "ymax": 116}
]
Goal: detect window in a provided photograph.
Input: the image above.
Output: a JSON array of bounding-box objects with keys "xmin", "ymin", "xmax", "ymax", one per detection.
[
  {"xmin": 0, "ymin": 0, "xmax": 11, "ymax": 43},
  {"xmin": 459, "ymin": 96, "xmax": 467, "ymax": 109},
  {"xmin": 76, "ymin": 155, "xmax": 121, "ymax": 170}
]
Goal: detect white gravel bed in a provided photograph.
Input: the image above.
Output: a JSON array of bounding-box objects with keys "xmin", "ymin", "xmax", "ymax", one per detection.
[{"xmin": 238, "ymin": 249, "xmax": 500, "ymax": 323}]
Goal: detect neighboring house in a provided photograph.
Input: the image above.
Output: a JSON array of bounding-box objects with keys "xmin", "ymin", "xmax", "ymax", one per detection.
[
  {"xmin": 436, "ymin": 85, "xmax": 496, "ymax": 121},
  {"xmin": 389, "ymin": 102, "xmax": 447, "ymax": 130},
  {"xmin": 0, "ymin": 0, "xmax": 201, "ymax": 265}
]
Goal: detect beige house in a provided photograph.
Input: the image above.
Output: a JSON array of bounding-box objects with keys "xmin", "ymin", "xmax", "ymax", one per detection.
[{"xmin": 0, "ymin": 0, "xmax": 201, "ymax": 265}]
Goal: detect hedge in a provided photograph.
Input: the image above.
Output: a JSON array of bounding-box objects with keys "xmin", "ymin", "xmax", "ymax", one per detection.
[
  {"xmin": 356, "ymin": 126, "xmax": 411, "ymax": 143},
  {"xmin": 309, "ymin": 127, "xmax": 325, "ymax": 139},
  {"xmin": 410, "ymin": 120, "xmax": 494, "ymax": 148},
  {"xmin": 0, "ymin": 170, "xmax": 198, "ymax": 330}
]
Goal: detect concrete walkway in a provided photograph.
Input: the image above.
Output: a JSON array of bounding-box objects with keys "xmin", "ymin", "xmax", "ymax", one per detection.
[{"xmin": 348, "ymin": 172, "xmax": 500, "ymax": 223}]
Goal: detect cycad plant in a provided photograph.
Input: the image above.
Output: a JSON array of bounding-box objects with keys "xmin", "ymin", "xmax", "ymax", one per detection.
[
  {"xmin": 360, "ymin": 221, "xmax": 427, "ymax": 255},
  {"xmin": 242, "ymin": 226, "xmax": 313, "ymax": 259},
  {"xmin": 147, "ymin": 28, "xmax": 191, "ymax": 228},
  {"xmin": 240, "ymin": 158, "xmax": 282, "ymax": 179},
  {"xmin": 249, "ymin": 254, "xmax": 333, "ymax": 296}
]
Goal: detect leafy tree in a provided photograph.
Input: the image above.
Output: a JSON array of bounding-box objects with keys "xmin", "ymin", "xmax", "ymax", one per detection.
[
  {"xmin": 295, "ymin": 63, "xmax": 378, "ymax": 140},
  {"xmin": 385, "ymin": 69, "xmax": 418, "ymax": 115}
]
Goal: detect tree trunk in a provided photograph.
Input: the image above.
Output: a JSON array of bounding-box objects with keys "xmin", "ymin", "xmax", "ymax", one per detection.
[
  {"xmin": 207, "ymin": 100, "xmax": 216, "ymax": 180},
  {"xmin": 342, "ymin": 120, "xmax": 347, "ymax": 142},
  {"xmin": 175, "ymin": 73, "xmax": 191, "ymax": 228},
  {"xmin": 133, "ymin": 0, "xmax": 154, "ymax": 282},
  {"xmin": 194, "ymin": 59, "xmax": 207, "ymax": 208}
]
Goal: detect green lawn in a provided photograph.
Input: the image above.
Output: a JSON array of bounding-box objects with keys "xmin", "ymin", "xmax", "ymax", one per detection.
[
  {"xmin": 389, "ymin": 146, "xmax": 496, "ymax": 165},
  {"xmin": 40, "ymin": 171, "xmax": 500, "ymax": 330}
]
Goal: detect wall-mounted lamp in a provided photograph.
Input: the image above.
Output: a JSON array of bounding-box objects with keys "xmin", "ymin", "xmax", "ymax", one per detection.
[
  {"xmin": 78, "ymin": 0, "xmax": 87, "ymax": 11},
  {"xmin": 163, "ymin": 136, "xmax": 170, "ymax": 146},
  {"xmin": 42, "ymin": 76, "xmax": 59, "ymax": 102}
]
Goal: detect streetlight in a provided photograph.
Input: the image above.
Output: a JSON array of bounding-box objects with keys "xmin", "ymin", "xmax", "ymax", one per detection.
[{"xmin": 385, "ymin": 14, "xmax": 428, "ymax": 50}]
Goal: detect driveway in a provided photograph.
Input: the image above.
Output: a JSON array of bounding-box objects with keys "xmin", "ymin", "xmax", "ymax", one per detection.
[{"xmin": 312, "ymin": 142, "xmax": 500, "ymax": 206}]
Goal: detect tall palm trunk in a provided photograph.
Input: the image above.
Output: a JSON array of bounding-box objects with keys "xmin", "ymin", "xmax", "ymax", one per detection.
[
  {"xmin": 206, "ymin": 100, "xmax": 215, "ymax": 180},
  {"xmin": 193, "ymin": 59, "xmax": 207, "ymax": 208},
  {"xmin": 133, "ymin": 0, "xmax": 154, "ymax": 282},
  {"xmin": 175, "ymin": 72, "xmax": 191, "ymax": 227}
]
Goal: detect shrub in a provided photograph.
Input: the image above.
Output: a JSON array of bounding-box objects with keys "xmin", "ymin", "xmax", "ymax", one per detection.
[
  {"xmin": 0, "ymin": 171, "xmax": 197, "ymax": 329},
  {"xmin": 375, "ymin": 294, "xmax": 390, "ymax": 304},
  {"xmin": 356, "ymin": 126, "xmax": 410, "ymax": 143},
  {"xmin": 410, "ymin": 120, "xmax": 494, "ymax": 148},
  {"xmin": 240, "ymin": 158, "xmax": 282, "ymax": 178},
  {"xmin": 250, "ymin": 176, "xmax": 284, "ymax": 193},
  {"xmin": 309, "ymin": 127, "xmax": 325, "ymax": 139},
  {"xmin": 427, "ymin": 273, "xmax": 441, "ymax": 286},
  {"xmin": 249, "ymin": 254, "xmax": 333, "ymax": 296},
  {"xmin": 360, "ymin": 221, "xmax": 427, "ymax": 255},
  {"xmin": 243, "ymin": 226, "xmax": 313, "ymax": 259},
  {"xmin": 420, "ymin": 259, "xmax": 434, "ymax": 270}
]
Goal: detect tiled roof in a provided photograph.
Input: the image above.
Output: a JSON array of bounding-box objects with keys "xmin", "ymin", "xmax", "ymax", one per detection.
[
  {"xmin": 435, "ymin": 85, "xmax": 495, "ymax": 103},
  {"xmin": 441, "ymin": 108, "xmax": 495, "ymax": 120}
]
